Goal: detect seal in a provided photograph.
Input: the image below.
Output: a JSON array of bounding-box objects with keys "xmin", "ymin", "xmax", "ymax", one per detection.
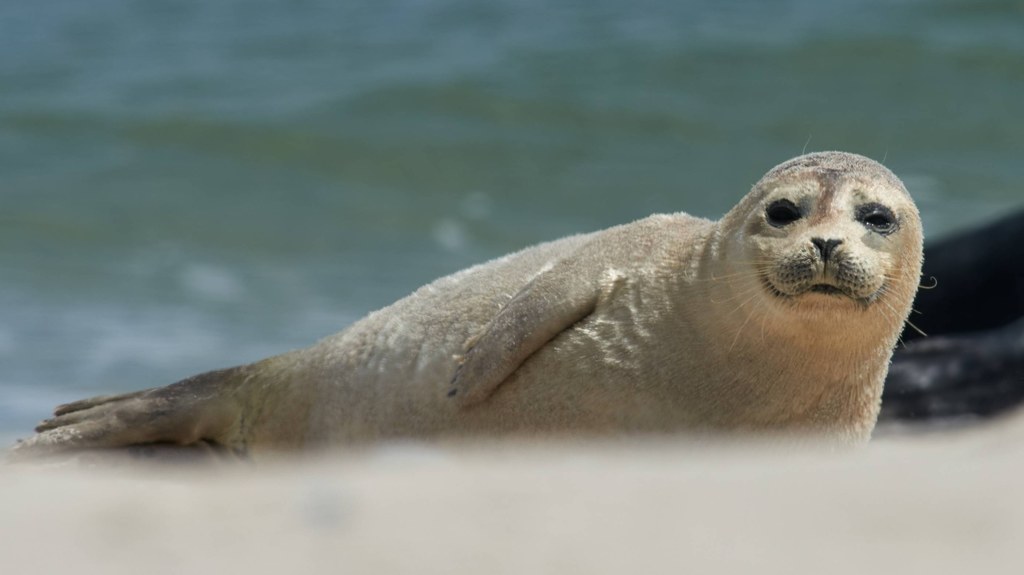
[
  {"xmin": 882, "ymin": 208, "xmax": 1024, "ymax": 423},
  {"xmin": 883, "ymin": 317, "xmax": 1024, "ymax": 422},
  {"xmin": 12, "ymin": 151, "xmax": 923, "ymax": 458}
]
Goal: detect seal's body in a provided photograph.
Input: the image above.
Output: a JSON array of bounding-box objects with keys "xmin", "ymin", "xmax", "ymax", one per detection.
[{"xmin": 15, "ymin": 152, "xmax": 923, "ymax": 457}]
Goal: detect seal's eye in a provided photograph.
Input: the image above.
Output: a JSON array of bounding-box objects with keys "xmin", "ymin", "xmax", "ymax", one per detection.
[
  {"xmin": 765, "ymin": 199, "xmax": 802, "ymax": 228},
  {"xmin": 856, "ymin": 203, "xmax": 898, "ymax": 235}
]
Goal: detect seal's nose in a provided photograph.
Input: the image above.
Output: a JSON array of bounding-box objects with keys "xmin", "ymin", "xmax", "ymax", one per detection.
[{"xmin": 811, "ymin": 237, "xmax": 843, "ymax": 262}]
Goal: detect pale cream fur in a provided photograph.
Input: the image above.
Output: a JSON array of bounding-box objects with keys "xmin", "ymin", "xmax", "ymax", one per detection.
[{"xmin": 12, "ymin": 151, "xmax": 923, "ymax": 458}]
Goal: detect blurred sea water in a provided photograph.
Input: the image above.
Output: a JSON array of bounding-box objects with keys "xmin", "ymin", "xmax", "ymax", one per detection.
[{"xmin": 2, "ymin": 0, "xmax": 1023, "ymax": 441}]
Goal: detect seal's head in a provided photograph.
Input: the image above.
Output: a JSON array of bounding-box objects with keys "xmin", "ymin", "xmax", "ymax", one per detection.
[{"xmin": 720, "ymin": 151, "xmax": 923, "ymax": 326}]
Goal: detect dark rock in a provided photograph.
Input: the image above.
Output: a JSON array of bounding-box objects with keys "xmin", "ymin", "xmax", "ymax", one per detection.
[{"xmin": 881, "ymin": 210, "xmax": 1024, "ymax": 423}]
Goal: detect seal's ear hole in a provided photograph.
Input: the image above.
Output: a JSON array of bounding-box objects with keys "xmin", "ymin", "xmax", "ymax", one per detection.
[
  {"xmin": 856, "ymin": 203, "xmax": 898, "ymax": 235},
  {"xmin": 765, "ymin": 199, "xmax": 802, "ymax": 228}
]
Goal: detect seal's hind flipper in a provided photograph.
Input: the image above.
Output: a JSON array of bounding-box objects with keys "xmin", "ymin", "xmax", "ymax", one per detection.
[{"xmin": 11, "ymin": 367, "xmax": 246, "ymax": 460}]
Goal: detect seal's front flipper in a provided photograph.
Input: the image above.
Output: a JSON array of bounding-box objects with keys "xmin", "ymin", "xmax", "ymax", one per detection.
[
  {"xmin": 449, "ymin": 258, "xmax": 601, "ymax": 407},
  {"xmin": 11, "ymin": 367, "xmax": 246, "ymax": 460}
]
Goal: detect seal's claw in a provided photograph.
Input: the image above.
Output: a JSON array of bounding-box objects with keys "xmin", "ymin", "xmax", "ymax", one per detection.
[
  {"xmin": 35, "ymin": 405, "xmax": 102, "ymax": 433},
  {"xmin": 448, "ymin": 359, "xmax": 466, "ymax": 398}
]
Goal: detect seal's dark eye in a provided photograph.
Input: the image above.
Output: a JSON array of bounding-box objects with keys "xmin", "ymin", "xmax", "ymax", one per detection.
[
  {"xmin": 765, "ymin": 199, "xmax": 802, "ymax": 228},
  {"xmin": 856, "ymin": 203, "xmax": 898, "ymax": 235}
]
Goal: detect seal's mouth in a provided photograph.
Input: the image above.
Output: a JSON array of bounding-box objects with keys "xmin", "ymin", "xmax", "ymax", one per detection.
[
  {"xmin": 761, "ymin": 277, "xmax": 871, "ymax": 306},
  {"xmin": 809, "ymin": 284, "xmax": 845, "ymax": 296}
]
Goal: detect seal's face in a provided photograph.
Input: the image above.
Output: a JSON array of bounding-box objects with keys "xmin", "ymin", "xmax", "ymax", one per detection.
[{"xmin": 733, "ymin": 153, "xmax": 922, "ymax": 312}]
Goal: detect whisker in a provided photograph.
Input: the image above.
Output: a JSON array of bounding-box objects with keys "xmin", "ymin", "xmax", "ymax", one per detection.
[
  {"xmin": 701, "ymin": 272, "xmax": 766, "ymax": 283},
  {"xmin": 902, "ymin": 319, "xmax": 927, "ymax": 338},
  {"xmin": 874, "ymin": 285, "xmax": 927, "ymax": 342},
  {"xmin": 759, "ymin": 307, "xmax": 771, "ymax": 344},
  {"xmin": 716, "ymin": 284, "xmax": 765, "ymax": 312},
  {"xmin": 727, "ymin": 291, "xmax": 763, "ymax": 353}
]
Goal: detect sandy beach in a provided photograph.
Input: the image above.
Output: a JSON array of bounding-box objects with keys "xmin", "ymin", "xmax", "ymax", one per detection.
[
  {"xmin": 3, "ymin": 2, "xmax": 1022, "ymax": 573},
  {"xmin": 3, "ymin": 418, "xmax": 1022, "ymax": 575}
]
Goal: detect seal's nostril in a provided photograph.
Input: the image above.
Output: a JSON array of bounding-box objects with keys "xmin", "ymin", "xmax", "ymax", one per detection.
[{"xmin": 811, "ymin": 237, "xmax": 843, "ymax": 261}]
